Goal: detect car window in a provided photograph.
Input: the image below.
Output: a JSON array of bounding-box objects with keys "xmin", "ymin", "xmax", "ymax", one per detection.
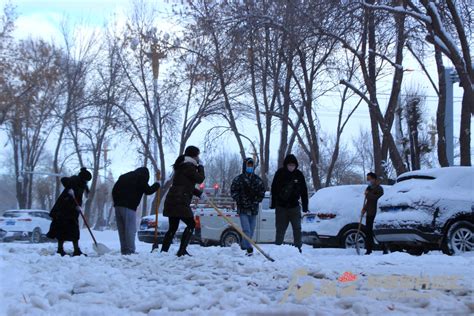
[
  {"xmin": 2, "ymin": 212, "xmax": 28, "ymax": 218},
  {"xmin": 30, "ymin": 212, "xmax": 50, "ymax": 219},
  {"xmin": 397, "ymin": 175, "xmax": 435, "ymax": 183}
]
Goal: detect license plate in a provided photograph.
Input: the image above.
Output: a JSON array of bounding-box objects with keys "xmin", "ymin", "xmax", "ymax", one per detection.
[{"xmin": 6, "ymin": 220, "xmax": 15, "ymax": 225}]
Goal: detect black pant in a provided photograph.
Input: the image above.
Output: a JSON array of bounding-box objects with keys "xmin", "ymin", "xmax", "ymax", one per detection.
[
  {"xmin": 166, "ymin": 216, "xmax": 195, "ymax": 238},
  {"xmin": 275, "ymin": 206, "xmax": 302, "ymax": 248},
  {"xmin": 365, "ymin": 215, "xmax": 375, "ymax": 252}
]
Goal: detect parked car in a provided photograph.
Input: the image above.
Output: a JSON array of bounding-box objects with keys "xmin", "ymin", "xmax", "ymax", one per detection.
[
  {"xmin": 374, "ymin": 167, "xmax": 473, "ymax": 255},
  {"xmin": 302, "ymin": 185, "xmax": 389, "ymax": 249},
  {"xmin": 137, "ymin": 213, "xmax": 186, "ymax": 243},
  {"xmin": 196, "ymin": 194, "xmax": 294, "ymax": 246},
  {"xmin": 0, "ymin": 209, "xmax": 52, "ymax": 243}
]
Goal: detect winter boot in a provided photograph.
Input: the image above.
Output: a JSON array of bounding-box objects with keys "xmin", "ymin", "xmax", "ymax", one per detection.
[
  {"xmin": 57, "ymin": 250, "xmax": 67, "ymax": 257},
  {"xmin": 177, "ymin": 227, "xmax": 194, "ymax": 257},
  {"xmin": 245, "ymin": 248, "xmax": 254, "ymax": 256},
  {"xmin": 161, "ymin": 232, "xmax": 174, "ymax": 253},
  {"xmin": 72, "ymin": 249, "xmax": 87, "ymax": 257}
]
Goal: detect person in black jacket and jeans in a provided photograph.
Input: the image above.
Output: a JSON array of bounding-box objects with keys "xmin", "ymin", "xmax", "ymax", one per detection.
[
  {"xmin": 112, "ymin": 167, "xmax": 159, "ymax": 255},
  {"xmin": 270, "ymin": 154, "xmax": 309, "ymax": 252}
]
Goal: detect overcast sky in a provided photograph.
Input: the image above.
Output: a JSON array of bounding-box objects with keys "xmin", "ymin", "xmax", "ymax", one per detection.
[{"xmin": 0, "ymin": 0, "xmax": 468, "ymax": 180}]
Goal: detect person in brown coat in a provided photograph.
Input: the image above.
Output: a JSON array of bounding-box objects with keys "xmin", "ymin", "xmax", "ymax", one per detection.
[
  {"xmin": 161, "ymin": 146, "xmax": 205, "ymax": 256},
  {"xmin": 361, "ymin": 172, "xmax": 384, "ymax": 255}
]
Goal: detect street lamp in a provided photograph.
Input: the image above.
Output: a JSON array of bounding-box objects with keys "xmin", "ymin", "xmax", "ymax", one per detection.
[{"xmin": 130, "ymin": 29, "xmax": 179, "ymax": 164}]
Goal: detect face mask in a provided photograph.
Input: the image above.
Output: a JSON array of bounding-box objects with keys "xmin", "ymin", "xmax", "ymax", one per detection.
[
  {"xmin": 287, "ymin": 165, "xmax": 296, "ymax": 172},
  {"xmin": 246, "ymin": 167, "xmax": 254, "ymax": 173}
]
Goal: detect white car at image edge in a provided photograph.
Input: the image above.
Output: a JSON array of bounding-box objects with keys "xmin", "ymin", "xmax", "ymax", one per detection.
[
  {"xmin": 302, "ymin": 185, "xmax": 390, "ymax": 249},
  {"xmin": 0, "ymin": 209, "xmax": 52, "ymax": 243}
]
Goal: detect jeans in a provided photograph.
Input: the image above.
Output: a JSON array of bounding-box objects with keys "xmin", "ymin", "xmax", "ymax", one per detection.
[
  {"xmin": 365, "ymin": 215, "xmax": 375, "ymax": 253},
  {"xmin": 239, "ymin": 213, "xmax": 257, "ymax": 250},
  {"xmin": 275, "ymin": 206, "xmax": 302, "ymax": 248},
  {"xmin": 115, "ymin": 207, "xmax": 137, "ymax": 255}
]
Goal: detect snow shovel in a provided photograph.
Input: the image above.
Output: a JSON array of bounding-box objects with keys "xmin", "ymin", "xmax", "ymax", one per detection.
[
  {"xmin": 151, "ymin": 188, "xmax": 162, "ymax": 253},
  {"xmin": 69, "ymin": 190, "xmax": 111, "ymax": 255},
  {"xmin": 204, "ymin": 194, "xmax": 275, "ymax": 262},
  {"xmin": 355, "ymin": 198, "xmax": 367, "ymax": 255}
]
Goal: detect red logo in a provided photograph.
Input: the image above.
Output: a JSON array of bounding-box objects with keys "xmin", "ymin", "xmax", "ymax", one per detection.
[{"xmin": 338, "ymin": 271, "xmax": 358, "ymax": 283}]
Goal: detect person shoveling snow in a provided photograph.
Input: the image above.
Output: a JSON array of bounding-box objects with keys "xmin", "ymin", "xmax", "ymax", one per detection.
[{"xmin": 46, "ymin": 168, "xmax": 93, "ymax": 257}]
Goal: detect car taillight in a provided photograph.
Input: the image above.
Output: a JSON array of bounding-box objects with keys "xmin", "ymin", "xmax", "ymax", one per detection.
[
  {"xmin": 18, "ymin": 218, "xmax": 32, "ymax": 222},
  {"xmin": 195, "ymin": 215, "xmax": 201, "ymax": 229},
  {"xmin": 317, "ymin": 213, "xmax": 336, "ymax": 220}
]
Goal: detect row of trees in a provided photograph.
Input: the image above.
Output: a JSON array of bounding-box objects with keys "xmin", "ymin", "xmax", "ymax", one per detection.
[{"xmin": 0, "ymin": 1, "xmax": 471, "ymax": 227}]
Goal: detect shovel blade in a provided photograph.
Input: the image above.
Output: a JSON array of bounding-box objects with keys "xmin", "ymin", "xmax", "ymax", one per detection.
[
  {"xmin": 93, "ymin": 243, "xmax": 111, "ymax": 255},
  {"xmin": 151, "ymin": 242, "xmax": 160, "ymax": 253}
]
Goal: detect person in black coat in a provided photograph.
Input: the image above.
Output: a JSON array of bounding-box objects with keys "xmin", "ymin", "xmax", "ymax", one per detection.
[
  {"xmin": 161, "ymin": 146, "xmax": 205, "ymax": 257},
  {"xmin": 112, "ymin": 167, "xmax": 159, "ymax": 255},
  {"xmin": 47, "ymin": 168, "xmax": 92, "ymax": 256},
  {"xmin": 361, "ymin": 172, "xmax": 384, "ymax": 255},
  {"xmin": 270, "ymin": 154, "xmax": 309, "ymax": 252}
]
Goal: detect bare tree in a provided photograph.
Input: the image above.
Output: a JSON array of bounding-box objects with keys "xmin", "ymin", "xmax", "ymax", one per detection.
[
  {"xmin": 4, "ymin": 39, "xmax": 62, "ymax": 208},
  {"xmin": 364, "ymin": 0, "xmax": 473, "ymax": 165}
]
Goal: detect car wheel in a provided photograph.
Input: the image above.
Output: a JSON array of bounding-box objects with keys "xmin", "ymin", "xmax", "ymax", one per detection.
[
  {"xmin": 31, "ymin": 228, "xmax": 42, "ymax": 243},
  {"xmin": 342, "ymin": 228, "xmax": 365, "ymax": 249},
  {"xmin": 444, "ymin": 221, "xmax": 473, "ymax": 255},
  {"xmin": 220, "ymin": 229, "xmax": 241, "ymax": 247}
]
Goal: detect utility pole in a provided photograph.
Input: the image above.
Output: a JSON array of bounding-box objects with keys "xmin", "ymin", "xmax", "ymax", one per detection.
[{"xmin": 445, "ymin": 68, "xmax": 459, "ymax": 165}]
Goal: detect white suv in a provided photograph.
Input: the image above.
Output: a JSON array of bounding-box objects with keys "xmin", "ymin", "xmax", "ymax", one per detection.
[
  {"xmin": 302, "ymin": 185, "xmax": 389, "ymax": 249},
  {"xmin": 374, "ymin": 167, "xmax": 473, "ymax": 255},
  {"xmin": 0, "ymin": 209, "xmax": 52, "ymax": 243}
]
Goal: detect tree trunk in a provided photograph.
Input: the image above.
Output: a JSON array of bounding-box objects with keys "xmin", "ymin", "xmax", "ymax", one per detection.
[{"xmin": 435, "ymin": 49, "xmax": 449, "ymax": 167}]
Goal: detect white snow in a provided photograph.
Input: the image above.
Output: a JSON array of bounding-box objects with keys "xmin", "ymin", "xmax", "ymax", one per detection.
[{"xmin": 1, "ymin": 229, "xmax": 473, "ymax": 315}]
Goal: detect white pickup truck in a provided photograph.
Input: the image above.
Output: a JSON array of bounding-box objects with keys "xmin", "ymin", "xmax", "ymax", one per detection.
[{"xmin": 194, "ymin": 194, "xmax": 293, "ymax": 247}]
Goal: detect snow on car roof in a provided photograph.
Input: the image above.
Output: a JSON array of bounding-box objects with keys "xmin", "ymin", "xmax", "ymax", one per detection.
[
  {"xmin": 308, "ymin": 185, "xmax": 367, "ymax": 214},
  {"xmin": 381, "ymin": 167, "xmax": 473, "ymax": 207},
  {"xmin": 397, "ymin": 166, "xmax": 474, "ymax": 182}
]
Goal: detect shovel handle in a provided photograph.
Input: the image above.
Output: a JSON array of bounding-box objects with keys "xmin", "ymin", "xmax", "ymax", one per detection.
[
  {"xmin": 207, "ymin": 197, "xmax": 275, "ymax": 262},
  {"xmin": 69, "ymin": 192, "xmax": 98, "ymax": 246}
]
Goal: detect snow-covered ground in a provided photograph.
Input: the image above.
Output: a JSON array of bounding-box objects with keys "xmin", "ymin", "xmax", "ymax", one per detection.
[{"xmin": 1, "ymin": 230, "xmax": 473, "ymax": 316}]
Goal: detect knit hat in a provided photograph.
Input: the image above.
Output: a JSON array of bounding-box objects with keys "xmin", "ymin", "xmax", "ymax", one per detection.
[
  {"xmin": 184, "ymin": 145, "xmax": 200, "ymax": 158},
  {"xmin": 283, "ymin": 154, "xmax": 299, "ymax": 168},
  {"xmin": 79, "ymin": 167, "xmax": 92, "ymax": 182}
]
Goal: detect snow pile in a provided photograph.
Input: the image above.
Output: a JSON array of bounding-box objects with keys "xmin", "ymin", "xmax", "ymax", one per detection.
[
  {"xmin": 1, "ymin": 229, "xmax": 473, "ymax": 315},
  {"xmin": 379, "ymin": 167, "xmax": 474, "ymax": 208}
]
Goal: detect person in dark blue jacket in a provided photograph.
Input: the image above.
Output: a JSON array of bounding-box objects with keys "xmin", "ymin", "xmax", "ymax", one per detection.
[{"xmin": 112, "ymin": 167, "xmax": 159, "ymax": 255}]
